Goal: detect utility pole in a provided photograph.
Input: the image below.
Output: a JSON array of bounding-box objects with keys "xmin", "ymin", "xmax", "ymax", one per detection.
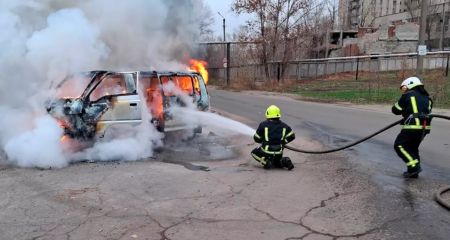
[
  {"xmin": 325, "ymin": 29, "xmax": 330, "ymax": 58},
  {"xmin": 218, "ymin": 12, "xmax": 226, "ymax": 42},
  {"xmin": 417, "ymin": 0, "xmax": 429, "ymax": 77},
  {"xmin": 440, "ymin": 1, "xmax": 447, "ymax": 51},
  {"xmin": 218, "ymin": 12, "xmax": 228, "ymax": 85}
]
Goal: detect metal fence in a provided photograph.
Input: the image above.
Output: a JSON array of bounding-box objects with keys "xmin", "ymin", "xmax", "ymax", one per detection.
[{"xmin": 207, "ymin": 51, "xmax": 450, "ymax": 85}]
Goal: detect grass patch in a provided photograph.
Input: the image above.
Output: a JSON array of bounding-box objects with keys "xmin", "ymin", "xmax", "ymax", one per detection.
[
  {"xmin": 215, "ymin": 69, "xmax": 450, "ymax": 108},
  {"xmin": 296, "ymin": 88, "xmax": 400, "ymax": 103},
  {"xmin": 290, "ymin": 70, "xmax": 450, "ymax": 108}
]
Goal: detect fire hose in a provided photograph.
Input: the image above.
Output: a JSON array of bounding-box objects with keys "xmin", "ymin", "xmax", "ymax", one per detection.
[
  {"xmin": 435, "ymin": 186, "xmax": 450, "ymax": 210},
  {"xmin": 284, "ymin": 114, "xmax": 450, "ymax": 210},
  {"xmin": 285, "ymin": 114, "xmax": 450, "ymax": 154}
]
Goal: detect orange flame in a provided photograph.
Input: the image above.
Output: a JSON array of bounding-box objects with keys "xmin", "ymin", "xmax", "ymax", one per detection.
[
  {"xmin": 60, "ymin": 135, "xmax": 69, "ymax": 142},
  {"xmin": 188, "ymin": 59, "xmax": 209, "ymax": 84}
]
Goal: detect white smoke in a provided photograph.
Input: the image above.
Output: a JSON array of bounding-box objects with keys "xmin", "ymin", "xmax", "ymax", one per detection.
[
  {"xmin": 70, "ymin": 122, "xmax": 163, "ymax": 163},
  {"xmin": 174, "ymin": 108, "xmax": 256, "ymax": 137},
  {"xmin": 0, "ymin": 0, "xmax": 210, "ymax": 168},
  {"xmin": 26, "ymin": 8, "xmax": 108, "ymax": 86},
  {"xmin": 4, "ymin": 115, "xmax": 67, "ymax": 169},
  {"xmin": 162, "ymin": 82, "xmax": 255, "ymax": 137}
]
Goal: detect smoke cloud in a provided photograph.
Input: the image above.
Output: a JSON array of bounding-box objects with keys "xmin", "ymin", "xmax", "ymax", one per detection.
[
  {"xmin": 162, "ymin": 82, "xmax": 255, "ymax": 138},
  {"xmin": 0, "ymin": 0, "xmax": 210, "ymax": 168}
]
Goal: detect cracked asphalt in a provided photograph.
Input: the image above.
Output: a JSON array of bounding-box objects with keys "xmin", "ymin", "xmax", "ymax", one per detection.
[
  {"xmin": 2, "ymin": 135, "xmax": 448, "ymax": 240},
  {"xmin": 1, "ymin": 89, "xmax": 450, "ymax": 239},
  {"xmin": 0, "ymin": 136, "xmax": 390, "ymax": 240}
]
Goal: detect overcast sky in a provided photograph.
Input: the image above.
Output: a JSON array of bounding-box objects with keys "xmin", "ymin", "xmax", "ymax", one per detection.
[{"xmin": 203, "ymin": 0, "xmax": 251, "ymax": 39}]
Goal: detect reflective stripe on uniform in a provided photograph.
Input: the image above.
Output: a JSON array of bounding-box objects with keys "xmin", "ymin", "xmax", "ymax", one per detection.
[
  {"xmin": 284, "ymin": 131, "xmax": 294, "ymax": 143},
  {"xmin": 281, "ymin": 128, "xmax": 286, "ymax": 141},
  {"xmin": 261, "ymin": 148, "xmax": 283, "ymax": 155},
  {"xmin": 410, "ymin": 96, "xmax": 420, "ymax": 126},
  {"xmin": 285, "ymin": 131, "xmax": 294, "ymax": 137},
  {"xmin": 254, "ymin": 133, "xmax": 261, "ymax": 139},
  {"xmin": 394, "ymin": 102, "xmax": 402, "ymax": 110},
  {"xmin": 406, "ymin": 159, "xmax": 419, "ymax": 167},
  {"xmin": 251, "ymin": 153, "xmax": 266, "ymax": 164},
  {"xmin": 263, "ymin": 144, "xmax": 282, "ymax": 155},
  {"xmin": 398, "ymin": 145, "xmax": 419, "ymax": 167},
  {"xmin": 264, "ymin": 127, "xmax": 269, "ymax": 142},
  {"xmin": 402, "ymin": 125, "xmax": 432, "ymax": 130}
]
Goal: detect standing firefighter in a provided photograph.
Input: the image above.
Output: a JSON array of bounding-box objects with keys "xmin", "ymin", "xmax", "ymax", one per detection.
[
  {"xmin": 392, "ymin": 77, "xmax": 432, "ymax": 178},
  {"xmin": 251, "ymin": 105, "xmax": 295, "ymax": 170}
]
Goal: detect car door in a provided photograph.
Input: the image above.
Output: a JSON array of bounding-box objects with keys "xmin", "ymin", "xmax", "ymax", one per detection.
[
  {"xmin": 86, "ymin": 72, "xmax": 142, "ymax": 136},
  {"xmin": 193, "ymin": 74, "xmax": 209, "ymax": 110}
]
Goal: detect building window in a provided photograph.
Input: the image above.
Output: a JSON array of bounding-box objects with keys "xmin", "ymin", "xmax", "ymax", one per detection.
[
  {"xmin": 380, "ymin": 0, "xmax": 383, "ymax": 16},
  {"xmin": 446, "ymin": 15, "xmax": 450, "ymax": 32},
  {"xmin": 393, "ymin": 0, "xmax": 397, "ymax": 13}
]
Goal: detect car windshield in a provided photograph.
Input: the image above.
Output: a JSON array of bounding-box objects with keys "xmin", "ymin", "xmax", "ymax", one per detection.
[
  {"xmin": 89, "ymin": 73, "xmax": 131, "ymax": 102},
  {"xmin": 55, "ymin": 72, "xmax": 94, "ymax": 98}
]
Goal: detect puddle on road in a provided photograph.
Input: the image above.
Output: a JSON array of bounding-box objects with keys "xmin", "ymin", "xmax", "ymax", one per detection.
[
  {"xmin": 161, "ymin": 159, "xmax": 211, "ymax": 172},
  {"xmin": 301, "ymin": 121, "xmax": 352, "ymax": 148},
  {"xmin": 155, "ymin": 130, "xmax": 247, "ymax": 171}
]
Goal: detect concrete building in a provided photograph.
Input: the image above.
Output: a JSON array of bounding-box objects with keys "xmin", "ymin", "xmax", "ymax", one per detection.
[
  {"xmin": 370, "ymin": 0, "xmax": 449, "ymax": 27},
  {"xmin": 339, "ymin": 0, "xmax": 450, "ymax": 49},
  {"xmin": 373, "ymin": 0, "xmax": 450, "ymax": 49},
  {"xmin": 339, "ymin": 0, "xmax": 377, "ymax": 29}
]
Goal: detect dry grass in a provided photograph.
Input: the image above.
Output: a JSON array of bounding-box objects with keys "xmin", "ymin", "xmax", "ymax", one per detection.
[{"xmin": 212, "ymin": 69, "xmax": 450, "ymax": 108}]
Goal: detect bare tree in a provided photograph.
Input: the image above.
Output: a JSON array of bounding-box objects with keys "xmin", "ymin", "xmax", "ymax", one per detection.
[
  {"xmin": 232, "ymin": 0, "xmax": 312, "ymax": 80},
  {"xmin": 197, "ymin": 1, "xmax": 215, "ymax": 40},
  {"xmin": 325, "ymin": 0, "xmax": 337, "ymax": 27},
  {"xmin": 425, "ymin": 3, "xmax": 440, "ymax": 42},
  {"xmin": 405, "ymin": 0, "xmax": 440, "ymax": 42},
  {"xmin": 405, "ymin": 0, "xmax": 421, "ymax": 20},
  {"xmin": 359, "ymin": 0, "xmax": 376, "ymax": 27},
  {"xmin": 233, "ymin": 0, "xmax": 270, "ymax": 77}
]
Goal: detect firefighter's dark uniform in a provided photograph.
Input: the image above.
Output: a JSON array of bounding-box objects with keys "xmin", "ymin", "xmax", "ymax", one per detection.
[
  {"xmin": 251, "ymin": 119, "xmax": 295, "ymax": 170},
  {"xmin": 392, "ymin": 87, "xmax": 432, "ymax": 176}
]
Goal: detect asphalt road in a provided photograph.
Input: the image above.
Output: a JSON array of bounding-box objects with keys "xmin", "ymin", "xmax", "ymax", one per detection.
[
  {"xmin": 1, "ymin": 88, "xmax": 450, "ymax": 240},
  {"xmin": 210, "ymin": 88, "xmax": 450, "ymax": 238},
  {"xmin": 210, "ymin": 89, "xmax": 450, "ymax": 180}
]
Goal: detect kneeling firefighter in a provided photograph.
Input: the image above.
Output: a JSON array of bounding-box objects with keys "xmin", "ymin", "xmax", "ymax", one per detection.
[
  {"xmin": 392, "ymin": 77, "xmax": 432, "ymax": 178},
  {"xmin": 251, "ymin": 105, "xmax": 295, "ymax": 170}
]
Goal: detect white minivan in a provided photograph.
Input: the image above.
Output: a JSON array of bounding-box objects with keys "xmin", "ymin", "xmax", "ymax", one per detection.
[{"xmin": 47, "ymin": 71, "xmax": 209, "ymax": 140}]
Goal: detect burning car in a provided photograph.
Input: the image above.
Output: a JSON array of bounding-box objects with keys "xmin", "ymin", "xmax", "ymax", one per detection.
[{"xmin": 46, "ymin": 70, "xmax": 210, "ymax": 140}]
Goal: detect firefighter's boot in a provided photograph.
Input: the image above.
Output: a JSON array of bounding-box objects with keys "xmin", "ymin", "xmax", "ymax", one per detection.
[
  {"xmin": 281, "ymin": 157, "xmax": 294, "ymax": 170},
  {"xmin": 403, "ymin": 167, "xmax": 422, "ymax": 179},
  {"xmin": 263, "ymin": 159, "xmax": 273, "ymax": 170}
]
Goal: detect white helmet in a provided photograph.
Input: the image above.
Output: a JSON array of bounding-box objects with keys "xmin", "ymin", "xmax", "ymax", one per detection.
[{"xmin": 400, "ymin": 77, "xmax": 423, "ymax": 89}]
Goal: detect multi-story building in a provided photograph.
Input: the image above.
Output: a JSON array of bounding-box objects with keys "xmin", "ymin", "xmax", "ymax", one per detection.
[
  {"xmin": 373, "ymin": 0, "xmax": 448, "ymax": 25},
  {"xmin": 340, "ymin": 0, "xmax": 448, "ymax": 27},
  {"xmin": 338, "ymin": 0, "xmax": 377, "ymax": 29},
  {"xmin": 339, "ymin": 0, "xmax": 450, "ymax": 49}
]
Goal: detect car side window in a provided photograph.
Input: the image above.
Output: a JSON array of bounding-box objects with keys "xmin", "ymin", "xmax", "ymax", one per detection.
[
  {"xmin": 192, "ymin": 76, "xmax": 201, "ymax": 97},
  {"xmin": 160, "ymin": 76, "xmax": 175, "ymax": 96},
  {"xmin": 89, "ymin": 74, "xmax": 129, "ymax": 102},
  {"xmin": 196, "ymin": 75, "xmax": 209, "ymax": 109},
  {"xmin": 160, "ymin": 76, "xmax": 194, "ymax": 96},
  {"xmin": 174, "ymin": 76, "xmax": 194, "ymax": 95}
]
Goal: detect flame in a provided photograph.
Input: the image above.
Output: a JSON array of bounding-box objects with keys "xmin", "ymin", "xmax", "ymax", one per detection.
[
  {"xmin": 188, "ymin": 59, "xmax": 209, "ymax": 84},
  {"xmin": 60, "ymin": 135, "xmax": 69, "ymax": 142}
]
